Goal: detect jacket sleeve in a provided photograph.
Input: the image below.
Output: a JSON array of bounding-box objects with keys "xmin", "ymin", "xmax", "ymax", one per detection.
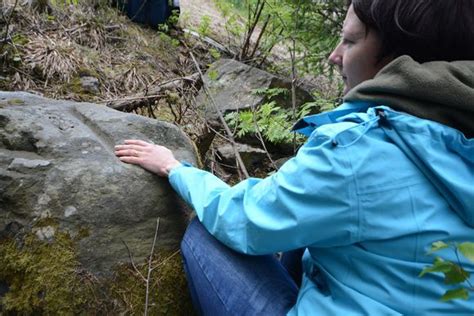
[{"xmin": 169, "ymin": 129, "xmax": 360, "ymax": 255}]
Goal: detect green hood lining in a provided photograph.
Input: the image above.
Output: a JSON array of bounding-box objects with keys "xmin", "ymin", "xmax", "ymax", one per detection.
[{"xmin": 344, "ymin": 55, "xmax": 474, "ymax": 138}]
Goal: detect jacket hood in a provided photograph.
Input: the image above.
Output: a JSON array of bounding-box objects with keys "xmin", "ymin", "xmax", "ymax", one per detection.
[
  {"xmin": 344, "ymin": 55, "xmax": 474, "ymax": 138},
  {"xmin": 380, "ymin": 108, "xmax": 474, "ymax": 228}
]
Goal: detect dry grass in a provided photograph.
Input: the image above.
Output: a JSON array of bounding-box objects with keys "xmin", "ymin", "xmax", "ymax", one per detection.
[
  {"xmin": 24, "ymin": 33, "xmax": 84, "ymax": 82},
  {"xmin": 1, "ymin": 2, "xmax": 186, "ymax": 101}
]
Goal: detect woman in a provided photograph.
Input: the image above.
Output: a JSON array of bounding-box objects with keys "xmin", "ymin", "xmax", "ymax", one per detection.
[{"xmin": 115, "ymin": 0, "xmax": 474, "ymax": 314}]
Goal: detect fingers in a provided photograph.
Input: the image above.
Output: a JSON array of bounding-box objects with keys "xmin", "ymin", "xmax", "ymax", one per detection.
[
  {"xmin": 115, "ymin": 148, "xmax": 140, "ymax": 157},
  {"xmin": 117, "ymin": 156, "xmax": 142, "ymax": 164},
  {"xmin": 115, "ymin": 140, "xmax": 155, "ymax": 152},
  {"xmin": 124, "ymin": 139, "xmax": 150, "ymax": 147}
]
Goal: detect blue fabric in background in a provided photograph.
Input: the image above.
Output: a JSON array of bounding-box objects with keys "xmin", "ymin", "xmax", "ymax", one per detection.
[{"xmin": 126, "ymin": 0, "xmax": 171, "ymax": 27}]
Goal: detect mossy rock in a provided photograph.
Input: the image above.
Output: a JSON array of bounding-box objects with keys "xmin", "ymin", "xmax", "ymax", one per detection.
[{"xmin": 0, "ymin": 225, "xmax": 194, "ymax": 315}]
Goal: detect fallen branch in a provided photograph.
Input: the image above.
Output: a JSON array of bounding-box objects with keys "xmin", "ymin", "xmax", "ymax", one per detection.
[
  {"xmin": 183, "ymin": 28, "xmax": 235, "ymax": 56},
  {"xmin": 105, "ymin": 73, "xmax": 199, "ymax": 112}
]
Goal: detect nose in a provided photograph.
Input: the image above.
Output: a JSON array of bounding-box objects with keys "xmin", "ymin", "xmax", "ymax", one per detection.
[{"xmin": 328, "ymin": 42, "xmax": 343, "ymax": 66}]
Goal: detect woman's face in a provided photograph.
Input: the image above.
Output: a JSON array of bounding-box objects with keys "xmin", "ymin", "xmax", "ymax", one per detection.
[{"xmin": 329, "ymin": 5, "xmax": 392, "ymax": 95}]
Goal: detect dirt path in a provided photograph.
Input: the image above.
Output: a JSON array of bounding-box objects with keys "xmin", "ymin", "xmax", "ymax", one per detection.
[{"xmin": 179, "ymin": 0, "xmax": 228, "ymax": 36}]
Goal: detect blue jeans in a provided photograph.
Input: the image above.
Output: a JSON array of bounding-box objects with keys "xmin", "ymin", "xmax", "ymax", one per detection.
[{"xmin": 180, "ymin": 218, "xmax": 302, "ymax": 315}]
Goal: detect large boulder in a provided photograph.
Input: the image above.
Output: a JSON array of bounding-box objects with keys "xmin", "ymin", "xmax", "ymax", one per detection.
[
  {"xmin": 196, "ymin": 58, "xmax": 315, "ymax": 126},
  {"xmin": 0, "ymin": 91, "xmax": 197, "ymax": 275}
]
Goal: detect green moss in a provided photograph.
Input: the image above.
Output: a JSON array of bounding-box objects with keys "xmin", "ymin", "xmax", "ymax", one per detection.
[
  {"xmin": 0, "ymin": 223, "xmax": 194, "ymax": 315},
  {"xmin": 77, "ymin": 67, "xmax": 100, "ymax": 78},
  {"xmin": 109, "ymin": 250, "xmax": 195, "ymax": 315},
  {"xmin": 61, "ymin": 77, "xmax": 96, "ymax": 101},
  {"xmin": 34, "ymin": 216, "xmax": 60, "ymax": 228},
  {"xmin": 0, "ymin": 230, "xmax": 96, "ymax": 314},
  {"xmin": 7, "ymin": 99, "xmax": 25, "ymax": 106}
]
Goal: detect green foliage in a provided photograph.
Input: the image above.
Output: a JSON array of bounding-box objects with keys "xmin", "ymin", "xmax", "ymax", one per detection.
[
  {"xmin": 208, "ymin": 68, "xmax": 219, "ymax": 81},
  {"xmin": 420, "ymin": 241, "xmax": 474, "ymax": 302},
  {"xmin": 253, "ymin": 87, "xmax": 288, "ymax": 98},
  {"xmin": 459, "ymin": 242, "xmax": 474, "ymax": 262},
  {"xmin": 0, "ymin": 33, "xmax": 27, "ymax": 68},
  {"xmin": 225, "ymin": 87, "xmax": 328, "ymax": 144},
  {"xmin": 198, "ymin": 15, "xmax": 212, "ymax": 37},
  {"xmin": 158, "ymin": 32, "xmax": 180, "ymax": 48},
  {"xmin": 213, "ymin": 0, "xmax": 245, "ymax": 38},
  {"xmin": 441, "ymin": 288, "xmax": 470, "ymax": 302},
  {"xmin": 217, "ymin": 0, "xmax": 345, "ymax": 76},
  {"xmin": 209, "ymin": 48, "xmax": 222, "ymax": 60}
]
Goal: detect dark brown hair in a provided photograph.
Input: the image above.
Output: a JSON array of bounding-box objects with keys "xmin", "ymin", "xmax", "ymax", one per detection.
[{"xmin": 348, "ymin": 0, "xmax": 474, "ymax": 62}]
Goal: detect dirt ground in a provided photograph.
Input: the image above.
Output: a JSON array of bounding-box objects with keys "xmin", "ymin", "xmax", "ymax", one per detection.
[{"xmin": 179, "ymin": 0, "xmax": 226, "ymax": 31}]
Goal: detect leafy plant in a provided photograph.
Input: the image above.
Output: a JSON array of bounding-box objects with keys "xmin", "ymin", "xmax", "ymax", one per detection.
[
  {"xmin": 253, "ymin": 87, "xmax": 288, "ymax": 98},
  {"xmin": 420, "ymin": 241, "xmax": 474, "ymax": 301},
  {"xmin": 225, "ymin": 87, "xmax": 337, "ymax": 145},
  {"xmin": 225, "ymin": 89, "xmax": 316, "ymax": 145},
  {"xmin": 209, "ymin": 48, "xmax": 221, "ymax": 60},
  {"xmin": 197, "ymin": 15, "xmax": 212, "ymax": 37},
  {"xmin": 215, "ymin": 0, "xmax": 345, "ymax": 78}
]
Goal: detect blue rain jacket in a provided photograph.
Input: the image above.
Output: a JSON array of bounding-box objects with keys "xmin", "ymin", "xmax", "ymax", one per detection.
[{"xmin": 169, "ymin": 101, "xmax": 474, "ymax": 315}]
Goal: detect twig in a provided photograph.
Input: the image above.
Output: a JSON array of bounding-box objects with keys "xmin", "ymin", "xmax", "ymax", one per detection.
[
  {"xmin": 182, "ymin": 29, "xmax": 235, "ymax": 56},
  {"xmin": 239, "ymin": 0, "xmax": 265, "ymax": 60},
  {"xmin": 151, "ymin": 249, "xmax": 180, "ymax": 271},
  {"xmin": 2, "ymin": 0, "xmax": 20, "ymax": 49},
  {"xmin": 99, "ymin": 93, "xmax": 165, "ymax": 104},
  {"xmin": 188, "ymin": 50, "xmax": 250, "ymax": 179},
  {"xmin": 249, "ymin": 14, "xmax": 271, "ymax": 59},
  {"xmin": 251, "ymin": 107, "xmax": 278, "ymax": 170},
  {"xmin": 290, "ymin": 1, "xmax": 303, "ymax": 154},
  {"xmin": 122, "ymin": 239, "xmax": 147, "ymax": 283},
  {"xmin": 144, "ymin": 217, "xmax": 160, "ymax": 316},
  {"xmin": 146, "ymin": 73, "xmax": 199, "ymax": 94}
]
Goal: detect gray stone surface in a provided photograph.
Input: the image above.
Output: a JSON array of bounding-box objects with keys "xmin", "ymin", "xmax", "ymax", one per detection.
[
  {"xmin": 0, "ymin": 91, "xmax": 197, "ymax": 275},
  {"xmin": 196, "ymin": 59, "xmax": 315, "ymax": 126},
  {"xmin": 216, "ymin": 142, "xmax": 267, "ymax": 169}
]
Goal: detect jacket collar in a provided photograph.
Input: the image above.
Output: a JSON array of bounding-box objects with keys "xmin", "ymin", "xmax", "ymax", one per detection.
[{"xmin": 292, "ymin": 101, "xmax": 375, "ymax": 136}]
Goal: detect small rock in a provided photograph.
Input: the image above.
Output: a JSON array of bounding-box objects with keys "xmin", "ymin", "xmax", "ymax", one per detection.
[
  {"xmin": 64, "ymin": 206, "xmax": 78, "ymax": 217},
  {"xmin": 80, "ymin": 76, "xmax": 100, "ymax": 94},
  {"xmin": 196, "ymin": 59, "xmax": 315, "ymax": 127},
  {"xmin": 34, "ymin": 226, "xmax": 56, "ymax": 240}
]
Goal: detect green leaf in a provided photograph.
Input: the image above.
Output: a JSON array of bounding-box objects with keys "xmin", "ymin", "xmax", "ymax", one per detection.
[
  {"xmin": 444, "ymin": 264, "xmax": 470, "ymax": 285},
  {"xmin": 440, "ymin": 288, "xmax": 469, "ymax": 301},
  {"xmin": 428, "ymin": 241, "xmax": 449, "ymax": 254},
  {"xmin": 458, "ymin": 242, "xmax": 474, "ymax": 263},
  {"xmin": 419, "ymin": 257, "xmax": 453, "ymax": 277},
  {"xmin": 208, "ymin": 69, "xmax": 219, "ymax": 81}
]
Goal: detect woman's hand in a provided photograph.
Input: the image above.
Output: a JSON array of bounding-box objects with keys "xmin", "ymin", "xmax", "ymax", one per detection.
[{"xmin": 114, "ymin": 140, "xmax": 181, "ymax": 177}]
